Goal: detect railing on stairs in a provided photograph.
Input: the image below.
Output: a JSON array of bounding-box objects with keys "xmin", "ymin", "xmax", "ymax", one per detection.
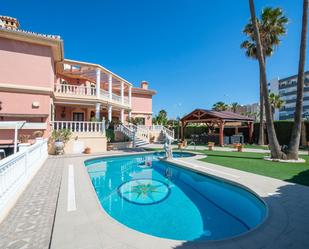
[{"xmin": 115, "ymin": 124, "xmax": 136, "ymax": 147}]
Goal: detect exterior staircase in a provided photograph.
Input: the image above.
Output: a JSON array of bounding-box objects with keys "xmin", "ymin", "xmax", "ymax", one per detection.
[{"xmin": 115, "ymin": 123, "xmax": 174, "ymax": 148}]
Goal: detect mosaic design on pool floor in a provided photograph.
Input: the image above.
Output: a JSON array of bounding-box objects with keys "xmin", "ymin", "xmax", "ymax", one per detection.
[{"xmin": 118, "ymin": 179, "xmax": 170, "ymax": 205}]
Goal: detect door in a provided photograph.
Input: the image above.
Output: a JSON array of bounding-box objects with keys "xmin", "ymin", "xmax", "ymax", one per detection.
[{"xmin": 73, "ymin": 112, "xmax": 85, "ymax": 131}]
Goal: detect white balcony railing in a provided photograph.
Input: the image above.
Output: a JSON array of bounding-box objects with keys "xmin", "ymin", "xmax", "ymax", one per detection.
[
  {"xmin": 55, "ymin": 83, "xmax": 96, "ymax": 96},
  {"xmin": 51, "ymin": 121, "xmax": 106, "ymax": 135},
  {"xmin": 55, "ymin": 83, "xmax": 130, "ymax": 107},
  {"xmin": 0, "ymin": 139, "xmax": 48, "ymax": 217}
]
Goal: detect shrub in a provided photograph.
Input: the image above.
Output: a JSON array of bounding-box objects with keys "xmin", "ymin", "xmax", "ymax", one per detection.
[{"xmin": 106, "ymin": 129, "xmax": 115, "ymax": 142}]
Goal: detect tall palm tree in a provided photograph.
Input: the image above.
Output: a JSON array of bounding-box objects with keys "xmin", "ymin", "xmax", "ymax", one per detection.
[
  {"xmin": 287, "ymin": 0, "xmax": 308, "ymax": 159},
  {"xmin": 269, "ymin": 92, "xmax": 284, "ymax": 119},
  {"xmin": 248, "ymin": 0, "xmax": 285, "ymax": 159},
  {"xmin": 212, "ymin": 102, "xmax": 228, "ymax": 111},
  {"xmin": 241, "ymin": 7, "xmax": 288, "ymax": 145},
  {"xmin": 231, "ymin": 102, "xmax": 239, "ymax": 113}
]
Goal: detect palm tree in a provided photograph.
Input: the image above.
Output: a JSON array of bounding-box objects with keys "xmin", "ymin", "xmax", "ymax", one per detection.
[
  {"xmin": 231, "ymin": 102, "xmax": 239, "ymax": 113},
  {"xmin": 241, "ymin": 7, "xmax": 288, "ymax": 145},
  {"xmin": 248, "ymin": 0, "xmax": 285, "ymax": 159},
  {"xmin": 212, "ymin": 102, "xmax": 228, "ymax": 111},
  {"xmin": 269, "ymin": 92, "xmax": 284, "ymax": 119},
  {"xmin": 287, "ymin": 0, "xmax": 308, "ymax": 159}
]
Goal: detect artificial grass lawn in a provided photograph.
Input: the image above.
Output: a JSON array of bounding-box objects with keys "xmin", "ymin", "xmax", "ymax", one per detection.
[{"xmin": 199, "ymin": 150, "xmax": 309, "ymax": 186}]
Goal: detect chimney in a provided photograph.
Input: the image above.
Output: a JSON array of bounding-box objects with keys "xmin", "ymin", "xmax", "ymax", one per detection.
[
  {"xmin": 141, "ymin": 80, "xmax": 149, "ymax": 89},
  {"xmin": 0, "ymin": 15, "xmax": 20, "ymax": 30}
]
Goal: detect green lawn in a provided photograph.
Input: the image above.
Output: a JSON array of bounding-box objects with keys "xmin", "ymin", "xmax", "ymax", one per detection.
[{"xmin": 198, "ymin": 150, "xmax": 309, "ymax": 186}]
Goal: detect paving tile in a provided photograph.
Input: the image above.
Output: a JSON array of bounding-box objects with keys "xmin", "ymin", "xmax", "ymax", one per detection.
[{"xmin": 0, "ymin": 158, "xmax": 63, "ymax": 249}]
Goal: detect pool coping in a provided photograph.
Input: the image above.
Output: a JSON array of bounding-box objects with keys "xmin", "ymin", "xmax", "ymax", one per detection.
[{"xmin": 51, "ymin": 151, "xmax": 309, "ymax": 249}]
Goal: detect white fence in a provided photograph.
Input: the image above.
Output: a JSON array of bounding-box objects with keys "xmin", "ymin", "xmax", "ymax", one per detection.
[{"xmin": 0, "ymin": 139, "xmax": 48, "ymax": 220}]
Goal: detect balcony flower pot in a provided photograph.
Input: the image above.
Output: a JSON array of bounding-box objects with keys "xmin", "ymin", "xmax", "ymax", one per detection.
[
  {"xmin": 84, "ymin": 147, "xmax": 91, "ymax": 154},
  {"xmin": 208, "ymin": 142, "xmax": 214, "ymax": 151}
]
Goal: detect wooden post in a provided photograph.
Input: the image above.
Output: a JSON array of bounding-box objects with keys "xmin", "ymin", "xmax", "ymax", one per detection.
[
  {"xmin": 219, "ymin": 121, "xmax": 224, "ymax": 147},
  {"xmin": 180, "ymin": 121, "xmax": 184, "ymax": 141},
  {"xmin": 248, "ymin": 122, "xmax": 254, "ymax": 144}
]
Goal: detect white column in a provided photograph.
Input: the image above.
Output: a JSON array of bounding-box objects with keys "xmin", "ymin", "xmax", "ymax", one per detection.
[
  {"xmin": 96, "ymin": 68, "xmax": 101, "ymax": 98},
  {"xmin": 121, "ymin": 81, "xmax": 124, "ymax": 105},
  {"xmin": 108, "ymin": 74, "xmax": 112, "ymax": 101},
  {"xmin": 108, "ymin": 105, "xmax": 112, "ymax": 122},
  {"xmin": 120, "ymin": 109, "xmax": 124, "ymax": 123},
  {"xmin": 128, "ymin": 85, "xmax": 132, "ymax": 106},
  {"xmin": 128, "ymin": 111, "xmax": 132, "ymax": 120},
  {"xmin": 95, "ymin": 103, "xmax": 101, "ymax": 120}
]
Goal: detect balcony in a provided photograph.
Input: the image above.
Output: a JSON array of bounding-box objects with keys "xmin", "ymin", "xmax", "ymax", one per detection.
[{"xmin": 54, "ymin": 83, "xmax": 130, "ymax": 108}]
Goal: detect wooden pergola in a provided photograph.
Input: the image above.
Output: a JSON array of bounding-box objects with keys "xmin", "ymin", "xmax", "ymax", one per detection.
[{"xmin": 180, "ymin": 109, "xmax": 254, "ymax": 146}]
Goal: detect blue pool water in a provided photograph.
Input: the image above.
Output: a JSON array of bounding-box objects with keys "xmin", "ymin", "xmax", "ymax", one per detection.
[
  {"xmin": 85, "ymin": 154, "xmax": 266, "ymax": 241},
  {"xmin": 153, "ymin": 151, "xmax": 195, "ymax": 158}
]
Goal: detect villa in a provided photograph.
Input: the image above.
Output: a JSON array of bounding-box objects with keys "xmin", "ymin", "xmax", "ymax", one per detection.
[
  {"xmin": 1, "ymin": 8, "xmax": 309, "ymax": 249},
  {"xmin": 0, "ymin": 15, "xmax": 156, "ymax": 154}
]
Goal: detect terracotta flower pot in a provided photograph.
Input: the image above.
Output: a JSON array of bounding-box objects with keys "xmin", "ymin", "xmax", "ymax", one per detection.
[{"xmin": 84, "ymin": 147, "xmax": 91, "ymax": 154}]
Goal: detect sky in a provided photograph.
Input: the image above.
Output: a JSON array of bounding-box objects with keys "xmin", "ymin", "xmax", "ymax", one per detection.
[{"xmin": 1, "ymin": 0, "xmax": 308, "ymax": 118}]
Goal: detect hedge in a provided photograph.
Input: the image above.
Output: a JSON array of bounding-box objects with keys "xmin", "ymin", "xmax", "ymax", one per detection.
[
  {"xmin": 254, "ymin": 121, "xmax": 309, "ymax": 145},
  {"xmin": 172, "ymin": 121, "xmax": 309, "ymax": 145}
]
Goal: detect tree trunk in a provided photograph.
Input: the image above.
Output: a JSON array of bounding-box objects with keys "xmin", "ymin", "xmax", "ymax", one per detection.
[
  {"xmin": 249, "ymin": 0, "xmax": 285, "ymax": 159},
  {"xmin": 287, "ymin": 0, "xmax": 308, "ymax": 160},
  {"xmin": 258, "ymin": 75, "xmax": 265, "ymax": 145}
]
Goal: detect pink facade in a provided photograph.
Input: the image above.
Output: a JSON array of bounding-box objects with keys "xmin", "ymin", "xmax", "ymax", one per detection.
[
  {"xmin": 0, "ymin": 18, "xmax": 156, "ymax": 147},
  {"xmin": 0, "ymin": 37, "xmax": 55, "ymax": 88}
]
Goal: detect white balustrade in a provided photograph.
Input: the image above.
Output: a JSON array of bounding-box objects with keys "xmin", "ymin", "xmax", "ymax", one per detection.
[
  {"xmin": 55, "ymin": 83, "xmax": 96, "ymax": 96},
  {"xmin": 0, "ymin": 139, "xmax": 48, "ymax": 217},
  {"xmin": 55, "ymin": 84, "xmax": 129, "ymax": 107},
  {"xmin": 51, "ymin": 121, "xmax": 105, "ymax": 135}
]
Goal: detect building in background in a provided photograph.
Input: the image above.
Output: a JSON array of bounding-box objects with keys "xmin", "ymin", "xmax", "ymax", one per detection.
[
  {"xmin": 268, "ymin": 71, "xmax": 309, "ymax": 120},
  {"xmin": 227, "ymin": 103, "xmax": 260, "ymax": 121}
]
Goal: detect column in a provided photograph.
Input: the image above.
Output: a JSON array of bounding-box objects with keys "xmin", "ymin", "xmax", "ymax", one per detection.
[
  {"xmin": 108, "ymin": 105, "xmax": 112, "ymax": 122},
  {"xmin": 128, "ymin": 110, "xmax": 132, "ymax": 121},
  {"xmin": 121, "ymin": 81, "xmax": 124, "ymax": 105},
  {"xmin": 95, "ymin": 103, "xmax": 101, "ymax": 120},
  {"xmin": 120, "ymin": 109, "xmax": 124, "ymax": 123},
  {"xmin": 128, "ymin": 85, "xmax": 132, "ymax": 106},
  {"xmin": 108, "ymin": 74, "xmax": 112, "ymax": 101},
  {"xmin": 96, "ymin": 68, "xmax": 101, "ymax": 98},
  {"xmin": 219, "ymin": 121, "xmax": 225, "ymax": 147}
]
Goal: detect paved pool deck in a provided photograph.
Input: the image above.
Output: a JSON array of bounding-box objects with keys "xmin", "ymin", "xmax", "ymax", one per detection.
[
  {"xmin": 1, "ymin": 150, "xmax": 309, "ymax": 249},
  {"xmin": 142, "ymin": 143, "xmax": 309, "ymax": 155}
]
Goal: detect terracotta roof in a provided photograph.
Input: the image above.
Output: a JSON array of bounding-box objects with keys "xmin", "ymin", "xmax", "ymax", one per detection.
[
  {"xmin": 0, "ymin": 26, "xmax": 61, "ymax": 40},
  {"xmin": 181, "ymin": 109, "xmax": 254, "ymax": 122},
  {"xmin": 132, "ymin": 87, "xmax": 156, "ymax": 95}
]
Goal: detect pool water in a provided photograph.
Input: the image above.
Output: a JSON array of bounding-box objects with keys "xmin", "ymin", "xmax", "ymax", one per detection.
[
  {"xmin": 153, "ymin": 151, "xmax": 195, "ymax": 158},
  {"xmin": 85, "ymin": 154, "xmax": 266, "ymax": 241}
]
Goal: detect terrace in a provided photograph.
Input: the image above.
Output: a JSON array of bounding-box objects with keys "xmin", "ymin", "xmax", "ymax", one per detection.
[{"xmin": 53, "ymin": 59, "xmax": 133, "ymax": 128}]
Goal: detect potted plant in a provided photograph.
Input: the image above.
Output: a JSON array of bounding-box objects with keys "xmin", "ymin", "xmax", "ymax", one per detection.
[
  {"xmin": 33, "ymin": 130, "xmax": 44, "ymax": 142},
  {"xmin": 236, "ymin": 143, "xmax": 243, "ymax": 152},
  {"xmin": 84, "ymin": 147, "xmax": 91, "ymax": 154},
  {"xmin": 18, "ymin": 134, "xmax": 31, "ymax": 151},
  {"xmin": 52, "ymin": 129, "xmax": 72, "ymax": 155},
  {"xmin": 150, "ymin": 135, "xmax": 155, "ymax": 143},
  {"xmin": 208, "ymin": 142, "xmax": 215, "ymax": 151},
  {"xmin": 106, "ymin": 129, "xmax": 115, "ymax": 151}
]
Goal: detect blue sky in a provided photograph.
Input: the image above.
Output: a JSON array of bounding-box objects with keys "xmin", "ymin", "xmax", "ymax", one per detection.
[{"xmin": 1, "ymin": 0, "xmax": 307, "ymax": 118}]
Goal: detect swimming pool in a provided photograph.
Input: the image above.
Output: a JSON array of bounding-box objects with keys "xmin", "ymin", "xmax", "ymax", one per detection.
[{"xmin": 85, "ymin": 153, "xmax": 266, "ymax": 241}]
